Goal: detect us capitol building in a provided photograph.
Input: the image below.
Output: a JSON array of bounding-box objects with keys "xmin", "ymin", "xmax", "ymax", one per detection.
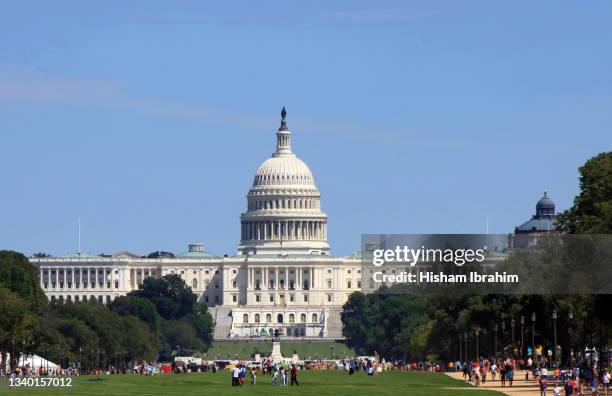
[{"xmin": 31, "ymin": 108, "xmax": 362, "ymax": 339}]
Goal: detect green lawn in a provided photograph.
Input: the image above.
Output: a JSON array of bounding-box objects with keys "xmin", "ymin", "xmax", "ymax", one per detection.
[
  {"xmin": 205, "ymin": 340, "xmax": 354, "ymax": 360},
  {"xmin": 2, "ymin": 370, "xmax": 504, "ymax": 396}
]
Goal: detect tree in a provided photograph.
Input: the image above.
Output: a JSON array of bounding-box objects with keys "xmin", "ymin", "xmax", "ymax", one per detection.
[
  {"xmin": 129, "ymin": 274, "xmax": 197, "ymax": 320},
  {"xmin": 0, "ymin": 250, "xmax": 46, "ymax": 309},
  {"xmin": 0, "ymin": 286, "xmax": 38, "ymax": 369},
  {"xmin": 557, "ymin": 151, "xmax": 612, "ymax": 233}
]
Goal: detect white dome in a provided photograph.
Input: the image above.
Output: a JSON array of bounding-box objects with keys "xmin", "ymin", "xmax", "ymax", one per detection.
[
  {"xmin": 253, "ymin": 155, "xmax": 315, "ymax": 187},
  {"xmin": 238, "ymin": 107, "xmax": 330, "ymax": 256}
]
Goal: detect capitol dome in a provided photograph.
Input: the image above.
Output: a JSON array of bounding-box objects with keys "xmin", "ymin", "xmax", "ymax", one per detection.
[
  {"xmin": 253, "ymin": 156, "xmax": 315, "ymax": 187},
  {"xmin": 237, "ymin": 107, "xmax": 330, "ymax": 256}
]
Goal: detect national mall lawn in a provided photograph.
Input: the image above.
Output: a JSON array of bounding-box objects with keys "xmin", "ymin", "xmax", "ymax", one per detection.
[{"xmin": 4, "ymin": 371, "xmax": 504, "ymax": 396}]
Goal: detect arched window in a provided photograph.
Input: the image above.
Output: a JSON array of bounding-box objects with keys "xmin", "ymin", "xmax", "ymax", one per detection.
[
  {"xmin": 255, "ymin": 314, "xmax": 260, "ymax": 323},
  {"xmin": 300, "ymin": 313, "xmax": 306, "ymax": 323},
  {"xmin": 289, "ymin": 314, "xmax": 295, "ymax": 323},
  {"xmin": 266, "ymin": 314, "xmax": 272, "ymax": 323},
  {"xmin": 311, "ymin": 313, "xmax": 318, "ymax": 323},
  {"xmin": 192, "ymin": 279, "xmax": 198, "ymax": 289},
  {"xmin": 243, "ymin": 314, "xmax": 249, "ymax": 323},
  {"xmin": 277, "ymin": 314, "xmax": 284, "ymax": 323}
]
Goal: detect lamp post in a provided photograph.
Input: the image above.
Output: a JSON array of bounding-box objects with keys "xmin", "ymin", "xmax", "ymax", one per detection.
[
  {"xmin": 494, "ymin": 324, "xmax": 498, "ymax": 357},
  {"xmin": 521, "ymin": 315, "xmax": 525, "ymax": 358},
  {"xmin": 569, "ymin": 311, "xmax": 574, "ymax": 365},
  {"xmin": 459, "ymin": 334, "xmax": 462, "ymax": 362},
  {"xmin": 552, "ymin": 309, "xmax": 558, "ymax": 365},
  {"xmin": 582, "ymin": 311, "xmax": 587, "ymax": 349},
  {"xmin": 531, "ymin": 313, "xmax": 536, "ymax": 363},
  {"xmin": 475, "ymin": 327, "xmax": 480, "ymax": 360},
  {"xmin": 464, "ymin": 332, "xmax": 468, "ymax": 363},
  {"xmin": 511, "ymin": 318, "xmax": 515, "ymax": 345}
]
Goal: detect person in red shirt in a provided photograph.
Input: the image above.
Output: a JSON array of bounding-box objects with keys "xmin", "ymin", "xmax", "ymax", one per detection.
[{"xmin": 290, "ymin": 365, "xmax": 299, "ymax": 386}]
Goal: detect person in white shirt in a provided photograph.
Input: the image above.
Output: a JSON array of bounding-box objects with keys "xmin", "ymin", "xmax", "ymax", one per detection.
[
  {"xmin": 603, "ymin": 369, "xmax": 610, "ymax": 396},
  {"xmin": 231, "ymin": 367, "xmax": 240, "ymax": 386},
  {"xmin": 553, "ymin": 383, "xmax": 561, "ymax": 396}
]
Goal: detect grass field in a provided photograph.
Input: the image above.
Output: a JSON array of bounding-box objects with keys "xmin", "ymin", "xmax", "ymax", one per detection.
[
  {"xmin": 2, "ymin": 370, "xmax": 504, "ymax": 396},
  {"xmin": 205, "ymin": 340, "xmax": 354, "ymax": 360}
]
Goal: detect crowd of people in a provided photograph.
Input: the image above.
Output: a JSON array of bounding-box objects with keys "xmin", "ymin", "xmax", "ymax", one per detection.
[
  {"xmin": 229, "ymin": 362, "xmax": 299, "ymax": 387},
  {"xmin": 453, "ymin": 355, "xmax": 611, "ymax": 396}
]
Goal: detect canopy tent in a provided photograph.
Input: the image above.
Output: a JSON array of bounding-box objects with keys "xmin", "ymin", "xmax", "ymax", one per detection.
[{"xmin": 16, "ymin": 354, "xmax": 60, "ymax": 370}]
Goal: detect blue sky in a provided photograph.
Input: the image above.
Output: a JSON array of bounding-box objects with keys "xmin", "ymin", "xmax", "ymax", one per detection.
[{"xmin": 1, "ymin": 1, "xmax": 610, "ymax": 257}]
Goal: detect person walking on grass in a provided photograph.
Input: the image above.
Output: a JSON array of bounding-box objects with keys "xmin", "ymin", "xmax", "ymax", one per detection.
[
  {"xmin": 290, "ymin": 365, "xmax": 299, "ymax": 386},
  {"xmin": 507, "ymin": 366, "xmax": 514, "ymax": 387},
  {"xmin": 250, "ymin": 366, "xmax": 257, "ymax": 386},
  {"xmin": 540, "ymin": 372, "xmax": 548, "ymax": 396}
]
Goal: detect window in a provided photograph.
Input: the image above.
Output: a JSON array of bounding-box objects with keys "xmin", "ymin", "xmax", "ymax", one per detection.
[
  {"xmin": 289, "ymin": 314, "xmax": 295, "ymax": 323},
  {"xmin": 255, "ymin": 314, "xmax": 260, "ymax": 323},
  {"xmin": 232, "ymin": 280, "xmax": 237, "ymax": 288},
  {"xmin": 205, "ymin": 270, "xmax": 210, "ymax": 274},
  {"xmin": 327, "ymin": 280, "xmax": 332, "ymax": 288},
  {"xmin": 115, "ymin": 281, "xmax": 119, "ymax": 289},
  {"xmin": 232, "ymin": 295, "xmax": 237, "ymax": 303},
  {"xmin": 205, "ymin": 295, "xmax": 209, "ymax": 303},
  {"xmin": 233, "ymin": 269, "xmax": 237, "ymax": 274},
  {"xmin": 266, "ymin": 314, "xmax": 272, "ymax": 323},
  {"xmin": 347, "ymin": 281, "xmax": 352, "ymax": 289},
  {"xmin": 277, "ymin": 314, "xmax": 283, "ymax": 323},
  {"xmin": 327, "ymin": 294, "xmax": 332, "ymax": 302},
  {"xmin": 289, "ymin": 294, "xmax": 294, "ymax": 302},
  {"xmin": 300, "ymin": 313, "xmax": 306, "ymax": 323},
  {"xmin": 215, "ymin": 282, "xmax": 219, "ymax": 289},
  {"xmin": 192, "ymin": 279, "xmax": 198, "ymax": 289},
  {"xmin": 269, "ymin": 295, "xmax": 274, "ymax": 302},
  {"xmin": 243, "ymin": 314, "xmax": 249, "ymax": 323},
  {"xmin": 255, "ymin": 294, "xmax": 261, "ymax": 302},
  {"xmin": 303, "ymin": 294, "xmax": 308, "ymax": 303},
  {"xmin": 312, "ymin": 313, "xmax": 318, "ymax": 323},
  {"xmin": 357, "ymin": 280, "xmax": 361, "ymax": 288}
]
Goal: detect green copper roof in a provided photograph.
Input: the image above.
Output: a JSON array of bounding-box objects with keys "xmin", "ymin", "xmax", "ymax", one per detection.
[{"xmin": 178, "ymin": 250, "xmax": 219, "ymax": 258}]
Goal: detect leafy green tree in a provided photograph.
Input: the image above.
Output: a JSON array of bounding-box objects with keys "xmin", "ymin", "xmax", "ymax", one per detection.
[
  {"xmin": 0, "ymin": 286, "xmax": 38, "ymax": 369},
  {"xmin": 0, "ymin": 250, "xmax": 46, "ymax": 309},
  {"xmin": 557, "ymin": 151, "xmax": 612, "ymax": 233},
  {"xmin": 129, "ymin": 274, "xmax": 197, "ymax": 320}
]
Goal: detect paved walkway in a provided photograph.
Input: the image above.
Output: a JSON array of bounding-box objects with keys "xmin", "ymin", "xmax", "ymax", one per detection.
[{"xmin": 446, "ymin": 370, "xmax": 542, "ymax": 396}]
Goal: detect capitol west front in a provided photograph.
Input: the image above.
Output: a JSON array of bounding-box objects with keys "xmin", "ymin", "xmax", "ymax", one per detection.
[{"xmin": 31, "ymin": 109, "xmax": 362, "ymax": 339}]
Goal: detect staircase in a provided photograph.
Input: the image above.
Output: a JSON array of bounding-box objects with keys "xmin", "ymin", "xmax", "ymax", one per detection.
[
  {"xmin": 325, "ymin": 307, "xmax": 344, "ymax": 339},
  {"xmin": 210, "ymin": 306, "xmax": 233, "ymax": 339}
]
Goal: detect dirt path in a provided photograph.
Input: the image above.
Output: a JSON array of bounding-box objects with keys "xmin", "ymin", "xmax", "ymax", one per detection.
[{"xmin": 446, "ymin": 370, "xmax": 544, "ymax": 396}]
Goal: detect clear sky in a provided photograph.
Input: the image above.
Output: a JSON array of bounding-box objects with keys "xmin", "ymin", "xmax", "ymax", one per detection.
[{"xmin": 1, "ymin": 1, "xmax": 610, "ymax": 257}]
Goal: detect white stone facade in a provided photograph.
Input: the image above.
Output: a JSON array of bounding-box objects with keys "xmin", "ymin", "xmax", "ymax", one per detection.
[{"xmin": 31, "ymin": 109, "xmax": 362, "ymax": 339}]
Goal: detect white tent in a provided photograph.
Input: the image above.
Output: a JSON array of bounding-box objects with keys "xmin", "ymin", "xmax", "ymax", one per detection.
[{"xmin": 16, "ymin": 354, "xmax": 60, "ymax": 370}]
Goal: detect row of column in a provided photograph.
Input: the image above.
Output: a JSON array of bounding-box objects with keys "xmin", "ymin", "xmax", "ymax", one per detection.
[
  {"xmin": 246, "ymin": 266, "xmax": 315, "ymax": 290},
  {"xmin": 248, "ymin": 197, "xmax": 317, "ymax": 211},
  {"xmin": 40, "ymin": 267, "xmax": 120, "ymax": 290},
  {"xmin": 40, "ymin": 267, "xmax": 158, "ymax": 290},
  {"xmin": 241, "ymin": 220, "xmax": 326, "ymax": 241}
]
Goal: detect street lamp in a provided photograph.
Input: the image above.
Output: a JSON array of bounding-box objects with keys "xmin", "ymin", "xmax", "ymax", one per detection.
[
  {"xmin": 582, "ymin": 311, "xmax": 588, "ymax": 348},
  {"xmin": 552, "ymin": 309, "xmax": 558, "ymax": 365},
  {"xmin": 511, "ymin": 318, "xmax": 515, "ymax": 345},
  {"xmin": 475, "ymin": 327, "xmax": 480, "ymax": 360},
  {"xmin": 464, "ymin": 332, "xmax": 468, "ymax": 363},
  {"xmin": 521, "ymin": 315, "xmax": 525, "ymax": 357},
  {"xmin": 531, "ymin": 313, "xmax": 536, "ymax": 362},
  {"xmin": 494, "ymin": 324, "xmax": 498, "ymax": 357}
]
